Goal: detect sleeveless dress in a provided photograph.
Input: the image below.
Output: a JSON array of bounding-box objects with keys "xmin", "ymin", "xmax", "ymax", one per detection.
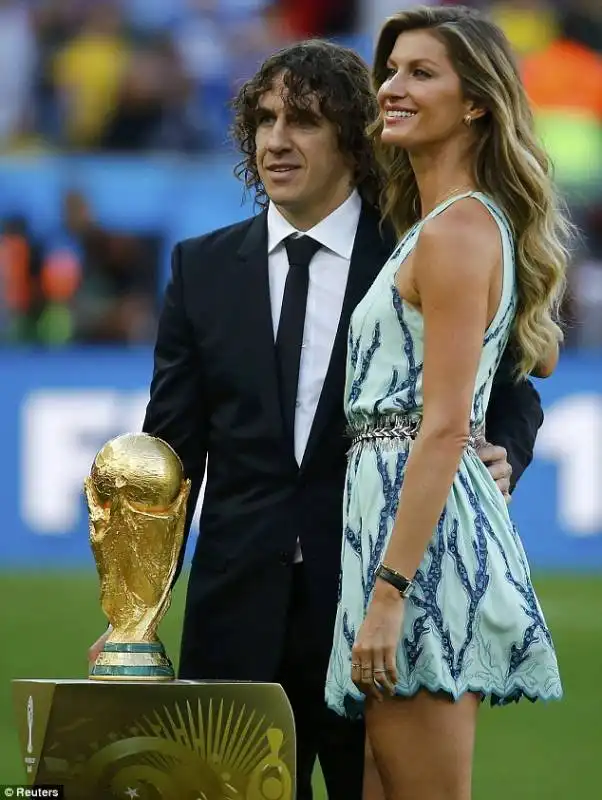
[{"xmin": 325, "ymin": 192, "xmax": 563, "ymax": 719}]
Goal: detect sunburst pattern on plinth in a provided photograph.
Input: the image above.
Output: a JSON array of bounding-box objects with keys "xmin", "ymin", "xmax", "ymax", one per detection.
[{"xmin": 75, "ymin": 697, "xmax": 293, "ymax": 800}]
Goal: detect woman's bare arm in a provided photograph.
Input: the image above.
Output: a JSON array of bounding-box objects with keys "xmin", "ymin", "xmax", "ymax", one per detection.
[
  {"xmin": 382, "ymin": 200, "xmax": 501, "ymax": 580},
  {"xmin": 532, "ymin": 341, "xmax": 559, "ymax": 378}
]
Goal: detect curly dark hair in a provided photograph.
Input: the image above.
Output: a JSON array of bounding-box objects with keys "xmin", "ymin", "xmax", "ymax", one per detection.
[{"xmin": 231, "ymin": 39, "xmax": 383, "ymax": 208}]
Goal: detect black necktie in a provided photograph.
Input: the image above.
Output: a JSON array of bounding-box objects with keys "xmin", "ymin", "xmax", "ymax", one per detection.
[{"xmin": 276, "ymin": 235, "xmax": 322, "ymax": 448}]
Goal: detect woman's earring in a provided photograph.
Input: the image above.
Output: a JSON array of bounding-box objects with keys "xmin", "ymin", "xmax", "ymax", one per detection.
[{"xmin": 463, "ymin": 114, "xmax": 473, "ymax": 127}]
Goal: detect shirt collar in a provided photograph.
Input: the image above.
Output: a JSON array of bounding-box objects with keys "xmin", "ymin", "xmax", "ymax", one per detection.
[{"xmin": 267, "ymin": 190, "xmax": 362, "ymax": 259}]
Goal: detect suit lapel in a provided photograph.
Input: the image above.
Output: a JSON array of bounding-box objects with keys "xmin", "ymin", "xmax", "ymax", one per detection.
[
  {"xmin": 299, "ymin": 203, "xmax": 394, "ymax": 473},
  {"xmin": 236, "ymin": 211, "xmax": 291, "ymax": 460}
]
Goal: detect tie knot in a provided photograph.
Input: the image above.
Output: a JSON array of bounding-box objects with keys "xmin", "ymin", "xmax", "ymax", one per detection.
[{"xmin": 284, "ymin": 235, "xmax": 322, "ymax": 269}]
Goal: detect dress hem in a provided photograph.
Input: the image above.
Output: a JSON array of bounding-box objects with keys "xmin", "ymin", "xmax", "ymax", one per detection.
[{"xmin": 327, "ymin": 679, "xmax": 563, "ymax": 720}]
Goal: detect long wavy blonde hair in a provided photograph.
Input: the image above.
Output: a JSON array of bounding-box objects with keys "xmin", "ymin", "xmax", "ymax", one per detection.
[{"xmin": 370, "ymin": 5, "xmax": 572, "ymax": 377}]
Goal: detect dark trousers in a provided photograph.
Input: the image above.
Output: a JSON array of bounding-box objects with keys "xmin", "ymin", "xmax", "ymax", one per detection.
[{"xmin": 276, "ymin": 564, "xmax": 365, "ymax": 800}]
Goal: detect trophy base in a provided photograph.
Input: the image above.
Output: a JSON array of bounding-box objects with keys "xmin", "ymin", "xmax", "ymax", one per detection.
[
  {"xmin": 89, "ymin": 641, "xmax": 174, "ymax": 681},
  {"xmin": 13, "ymin": 678, "xmax": 296, "ymax": 799}
]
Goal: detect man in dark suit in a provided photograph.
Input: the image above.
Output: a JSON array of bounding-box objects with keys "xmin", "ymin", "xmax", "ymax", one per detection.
[{"xmin": 89, "ymin": 40, "xmax": 543, "ymax": 800}]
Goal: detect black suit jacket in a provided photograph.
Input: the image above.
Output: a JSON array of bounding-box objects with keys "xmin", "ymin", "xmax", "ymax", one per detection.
[{"xmin": 142, "ymin": 202, "xmax": 544, "ymax": 680}]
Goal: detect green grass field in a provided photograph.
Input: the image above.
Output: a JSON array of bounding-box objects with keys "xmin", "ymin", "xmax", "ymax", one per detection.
[{"xmin": 1, "ymin": 571, "xmax": 600, "ymax": 798}]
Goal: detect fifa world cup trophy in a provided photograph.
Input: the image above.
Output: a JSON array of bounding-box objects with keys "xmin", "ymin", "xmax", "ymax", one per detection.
[{"xmin": 84, "ymin": 433, "xmax": 191, "ymax": 680}]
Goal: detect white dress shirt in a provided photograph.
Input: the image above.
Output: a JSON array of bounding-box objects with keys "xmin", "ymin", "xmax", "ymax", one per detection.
[{"xmin": 267, "ymin": 189, "xmax": 362, "ymax": 561}]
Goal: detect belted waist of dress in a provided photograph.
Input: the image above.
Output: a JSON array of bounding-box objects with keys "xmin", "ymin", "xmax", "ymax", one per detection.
[{"xmin": 346, "ymin": 414, "xmax": 485, "ymax": 455}]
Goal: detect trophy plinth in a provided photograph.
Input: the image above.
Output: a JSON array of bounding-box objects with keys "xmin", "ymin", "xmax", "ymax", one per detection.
[
  {"xmin": 12, "ymin": 679, "xmax": 296, "ymax": 800},
  {"xmin": 84, "ymin": 433, "xmax": 191, "ymax": 681}
]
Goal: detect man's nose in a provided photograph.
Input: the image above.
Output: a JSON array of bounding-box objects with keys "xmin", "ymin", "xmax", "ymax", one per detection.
[{"xmin": 266, "ymin": 117, "xmax": 291, "ymax": 150}]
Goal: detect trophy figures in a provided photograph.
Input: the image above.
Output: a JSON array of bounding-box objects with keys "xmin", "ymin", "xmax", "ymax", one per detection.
[{"xmin": 84, "ymin": 432, "xmax": 191, "ymax": 680}]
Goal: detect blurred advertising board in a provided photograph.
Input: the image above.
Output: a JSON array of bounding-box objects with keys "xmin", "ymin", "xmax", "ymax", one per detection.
[{"xmin": 0, "ymin": 349, "xmax": 601, "ymax": 570}]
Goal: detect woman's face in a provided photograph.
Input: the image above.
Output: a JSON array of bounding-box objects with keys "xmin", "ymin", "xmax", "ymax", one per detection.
[{"xmin": 377, "ymin": 29, "xmax": 475, "ymax": 153}]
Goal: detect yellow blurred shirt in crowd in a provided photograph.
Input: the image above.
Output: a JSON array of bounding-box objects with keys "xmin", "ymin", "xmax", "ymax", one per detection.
[
  {"xmin": 490, "ymin": 2, "xmax": 559, "ymax": 56},
  {"xmin": 53, "ymin": 34, "xmax": 129, "ymax": 147}
]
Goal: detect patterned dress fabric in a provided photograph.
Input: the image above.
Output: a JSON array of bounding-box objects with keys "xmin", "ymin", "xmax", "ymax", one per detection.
[{"xmin": 325, "ymin": 192, "xmax": 562, "ymax": 719}]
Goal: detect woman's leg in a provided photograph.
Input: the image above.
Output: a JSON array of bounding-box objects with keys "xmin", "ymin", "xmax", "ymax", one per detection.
[
  {"xmin": 363, "ymin": 736, "xmax": 386, "ymax": 800},
  {"xmin": 365, "ymin": 689, "xmax": 480, "ymax": 800}
]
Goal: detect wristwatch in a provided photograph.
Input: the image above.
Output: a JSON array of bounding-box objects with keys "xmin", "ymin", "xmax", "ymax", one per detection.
[{"xmin": 376, "ymin": 563, "xmax": 414, "ymax": 598}]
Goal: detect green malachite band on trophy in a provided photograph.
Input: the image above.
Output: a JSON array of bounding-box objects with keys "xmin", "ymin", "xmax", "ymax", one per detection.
[
  {"xmin": 90, "ymin": 666, "xmax": 175, "ymax": 677},
  {"xmin": 90, "ymin": 639, "xmax": 175, "ymax": 679},
  {"xmin": 102, "ymin": 642, "xmax": 166, "ymax": 653}
]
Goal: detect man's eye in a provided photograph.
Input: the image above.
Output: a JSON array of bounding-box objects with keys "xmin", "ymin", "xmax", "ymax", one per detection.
[{"xmin": 290, "ymin": 115, "xmax": 318, "ymax": 128}]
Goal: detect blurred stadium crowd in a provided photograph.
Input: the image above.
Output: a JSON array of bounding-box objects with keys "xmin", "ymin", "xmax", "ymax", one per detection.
[{"xmin": 0, "ymin": 0, "xmax": 601, "ymax": 348}]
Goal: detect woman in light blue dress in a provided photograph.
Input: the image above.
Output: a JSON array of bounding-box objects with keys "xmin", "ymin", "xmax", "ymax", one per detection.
[{"xmin": 325, "ymin": 6, "xmax": 570, "ymax": 799}]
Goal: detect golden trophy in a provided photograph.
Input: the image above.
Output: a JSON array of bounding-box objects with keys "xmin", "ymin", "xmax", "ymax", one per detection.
[
  {"xmin": 12, "ymin": 431, "xmax": 296, "ymax": 798},
  {"xmin": 84, "ymin": 432, "xmax": 191, "ymax": 680}
]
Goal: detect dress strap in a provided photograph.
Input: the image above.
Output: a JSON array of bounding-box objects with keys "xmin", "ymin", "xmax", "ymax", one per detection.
[{"xmin": 421, "ymin": 191, "xmax": 477, "ymax": 223}]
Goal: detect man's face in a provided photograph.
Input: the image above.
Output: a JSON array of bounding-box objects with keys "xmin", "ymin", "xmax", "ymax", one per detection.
[{"xmin": 255, "ymin": 74, "xmax": 354, "ymax": 227}]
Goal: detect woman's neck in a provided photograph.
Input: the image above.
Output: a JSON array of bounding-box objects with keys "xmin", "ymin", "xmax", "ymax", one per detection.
[{"xmin": 409, "ymin": 144, "xmax": 476, "ymax": 218}]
